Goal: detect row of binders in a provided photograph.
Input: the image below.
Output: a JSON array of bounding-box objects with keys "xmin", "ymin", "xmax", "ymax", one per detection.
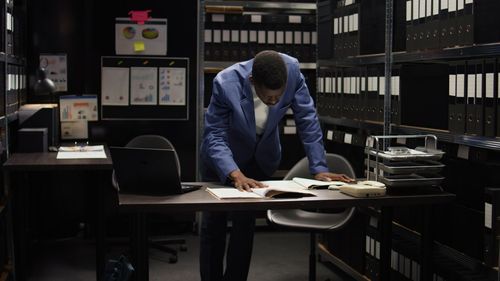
[
  {"xmin": 317, "ymin": 66, "xmax": 401, "ymax": 124},
  {"xmin": 406, "ymin": 0, "xmax": 500, "ymax": 51},
  {"xmin": 448, "ymin": 59, "xmax": 499, "ymax": 137},
  {"xmin": 204, "ymin": 13, "xmax": 316, "ymax": 62},
  {"xmin": 6, "ymin": 64, "xmax": 26, "ymax": 116}
]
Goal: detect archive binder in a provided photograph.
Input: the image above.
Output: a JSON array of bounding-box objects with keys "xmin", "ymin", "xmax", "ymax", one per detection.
[
  {"xmin": 391, "ymin": 66, "xmax": 401, "ymax": 125},
  {"xmin": 484, "ymin": 59, "xmax": 496, "ymax": 137},
  {"xmin": 483, "ymin": 188, "xmax": 500, "ymax": 267},
  {"xmin": 318, "ymin": 0, "xmax": 333, "ymax": 59},
  {"xmin": 455, "ymin": 63, "xmax": 467, "ymax": 134},
  {"xmin": 465, "ymin": 62, "xmax": 476, "ymax": 134},
  {"xmin": 448, "ymin": 64, "xmax": 457, "ymax": 132}
]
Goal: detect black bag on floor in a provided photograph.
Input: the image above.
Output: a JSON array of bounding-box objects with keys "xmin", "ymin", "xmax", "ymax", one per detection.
[{"xmin": 103, "ymin": 255, "xmax": 134, "ymax": 281}]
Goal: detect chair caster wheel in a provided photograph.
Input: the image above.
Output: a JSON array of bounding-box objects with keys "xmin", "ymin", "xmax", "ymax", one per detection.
[
  {"xmin": 169, "ymin": 256, "xmax": 178, "ymax": 263},
  {"xmin": 180, "ymin": 245, "xmax": 187, "ymax": 252}
]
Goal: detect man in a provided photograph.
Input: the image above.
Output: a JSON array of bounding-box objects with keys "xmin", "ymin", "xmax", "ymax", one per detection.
[{"xmin": 200, "ymin": 50, "xmax": 353, "ymax": 281}]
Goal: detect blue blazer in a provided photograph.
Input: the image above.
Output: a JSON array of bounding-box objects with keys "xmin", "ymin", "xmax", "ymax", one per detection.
[{"xmin": 201, "ymin": 53, "xmax": 328, "ymax": 183}]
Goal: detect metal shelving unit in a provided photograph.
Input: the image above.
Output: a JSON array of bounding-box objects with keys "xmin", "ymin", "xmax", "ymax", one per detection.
[
  {"xmin": 204, "ymin": 61, "xmax": 316, "ymax": 71},
  {"xmin": 205, "ymin": 1, "xmax": 316, "ymax": 11}
]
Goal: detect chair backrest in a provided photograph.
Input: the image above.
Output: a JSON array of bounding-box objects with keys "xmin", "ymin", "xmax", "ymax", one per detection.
[
  {"xmin": 284, "ymin": 153, "xmax": 356, "ymax": 180},
  {"xmin": 125, "ymin": 135, "xmax": 181, "ymax": 176},
  {"xmin": 112, "ymin": 135, "xmax": 181, "ymax": 191}
]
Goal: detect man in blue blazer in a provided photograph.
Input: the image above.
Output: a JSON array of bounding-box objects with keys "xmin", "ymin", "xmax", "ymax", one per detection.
[{"xmin": 200, "ymin": 50, "xmax": 353, "ymax": 281}]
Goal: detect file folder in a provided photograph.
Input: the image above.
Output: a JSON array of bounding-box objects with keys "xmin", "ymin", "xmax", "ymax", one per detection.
[
  {"xmin": 391, "ymin": 67, "xmax": 401, "ymax": 125},
  {"xmin": 483, "ymin": 188, "xmax": 500, "ymax": 267},
  {"xmin": 318, "ymin": 0, "xmax": 334, "ymax": 59},
  {"xmin": 455, "ymin": 63, "xmax": 467, "ymax": 133},
  {"xmin": 466, "ymin": 62, "xmax": 477, "ymax": 134},
  {"xmin": 484, "ymin": 59, "xmax": 496, "ymax": 137},
  {"xmin": 449, "ymin": 64, "xmax": 457, "ymax": 132}
]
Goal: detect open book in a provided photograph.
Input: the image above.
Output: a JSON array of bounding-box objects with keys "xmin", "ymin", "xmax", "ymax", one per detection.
[{"xmin": 206, "ymin": 177, "xmax": 344, "ymax": 199}]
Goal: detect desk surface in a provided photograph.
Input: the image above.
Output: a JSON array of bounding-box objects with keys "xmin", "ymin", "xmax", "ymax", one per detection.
[
  {"xmin": 3, "ymin": 147, "xmax": 113, "ymax": 171},
  {"xmin": 119, "ymin": 183, "xmax": 455, "ymax": 213}
]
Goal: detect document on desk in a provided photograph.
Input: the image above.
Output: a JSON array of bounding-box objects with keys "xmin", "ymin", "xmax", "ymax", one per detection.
[{"xmin": 56, "ymin": 145, "xmax": 107, "ymax": 159}]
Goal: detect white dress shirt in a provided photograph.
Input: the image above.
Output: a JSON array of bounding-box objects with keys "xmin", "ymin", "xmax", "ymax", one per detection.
[{"xmin": 252, "ymin": 85, "xmax": 269, "ymax": 136}]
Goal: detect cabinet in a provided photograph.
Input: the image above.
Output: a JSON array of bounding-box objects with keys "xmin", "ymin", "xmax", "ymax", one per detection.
[
  {"xmin": 203, "ymin": 0, "xmax": 318, "ymax": 172},
  {"xmin": 317, "ymin": 0, "xmax": 500, "ymax": 280},
  {"xmin": 0, "ymin": 0, "xmax": 26, "ymax": 279}
]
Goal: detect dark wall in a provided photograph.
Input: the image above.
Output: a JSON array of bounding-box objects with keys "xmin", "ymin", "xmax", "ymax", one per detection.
[{"xmin": 27, "ymin": 0, "xmax": 200, "ymax": 180}]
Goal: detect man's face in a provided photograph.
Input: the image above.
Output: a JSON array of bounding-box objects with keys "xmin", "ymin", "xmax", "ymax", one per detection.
[{"xmin": 250, "ymin": 76, "xmax": 285, "ymax": 106}]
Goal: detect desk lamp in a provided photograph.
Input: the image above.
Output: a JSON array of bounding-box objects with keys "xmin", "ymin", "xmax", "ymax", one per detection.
[{"xmin": 33, "ymin": 67, "xmax": 56, "ymax": 96}]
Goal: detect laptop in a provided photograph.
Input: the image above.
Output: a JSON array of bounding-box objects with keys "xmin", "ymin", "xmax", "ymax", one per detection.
[{"xmin": 110, "ymin": 146, "xmax": 201, "ymax": 196}]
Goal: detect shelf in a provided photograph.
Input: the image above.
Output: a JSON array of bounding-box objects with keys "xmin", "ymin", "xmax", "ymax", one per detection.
[
  {"xmin": 205, "ymin": 61, "xmax": 316, "ymax": 72},
  {"xmin": 318, "ymin": 42, "xmax": 500, "ymax": 67},
  {"xmin": 0, "ymin": 53, "xmax": 25, "ymax": 65},
  {"xmin": 320, "ymin": 116, "xmax": 500, "ymax": 151},
  {"xmin": 6, "ymin": 112, "xmax": 17, "ymax": 123},
  {"xmin": 205, "ymin": 1, "xmax": 316, "ymax": 11},
  {"xmin": 317, "ymin": 243, "xmax": 369, "ymax": 281}
]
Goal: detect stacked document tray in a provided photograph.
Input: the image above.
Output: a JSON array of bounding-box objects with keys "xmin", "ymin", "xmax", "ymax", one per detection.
[{"xmin": 365, "ymin": 135, "xmax": 445, "ymax": 189}]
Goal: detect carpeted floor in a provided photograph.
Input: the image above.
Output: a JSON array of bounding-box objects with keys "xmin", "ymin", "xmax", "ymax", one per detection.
[{"xmin": 27, "ymin": 230, "xmax": 355, "ymax": 281}]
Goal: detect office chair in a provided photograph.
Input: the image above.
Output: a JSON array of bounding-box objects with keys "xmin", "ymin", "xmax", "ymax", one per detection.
[
  {"xmin": 112, "ymin": 135, "xmax": 187, "ymax": 263},
  {"xmin": 267, "ymin": 153, "xmax": 356, "ymax": 281}
]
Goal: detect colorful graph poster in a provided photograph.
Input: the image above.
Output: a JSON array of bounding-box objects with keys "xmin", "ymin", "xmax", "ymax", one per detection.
[
  {"xmin": 60, "ymin": 95, "xmax": 98, "ymax": 121},
  {"xmin": 130, "ymin": 67, "xmax": 157, "ymax": 105},
  {"xmin": 159, "ymin": 67, "xmax": 186, "ymax": 105},
  {"xmin": 39, "ymin": 54, "xmax": 67, "ymax": 92},
  {"xmin": 101, "ymin": 67, "xmax": 129, "ymax": 106}
]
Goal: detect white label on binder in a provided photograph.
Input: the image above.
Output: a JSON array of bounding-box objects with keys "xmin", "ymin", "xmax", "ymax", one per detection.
[
  {"xmin": 222, "ymin": 30, "xmax": 230, "ymax": 42},
  {"xmin": 413, "ymin": 0, "xmax": 419, "ymax": 20},
  {"xmin": 391, "ymin": 250, "xmax": 398, "ymax": 270},
  {"xmin": 204, "ymin": 29, "xmax": 212, "ymax": 43},
  {"xmin": 485, "ymin": 202, "xmax": 493, "ymax": 229},
  {"xmin": 303, "ymin": 31, "xmax": 311, "ymax": 44},
  {"xmin": 351, "ymin": 77, "xmax": 356, "ymax": 94},
  {"xmin": 294, "ymin": 31, "xmax": 302, "ymax": 44},
  {"xmin": 258, "ymin": 31, "xmax": 266, "ymax": 44},
  {"xmin": 344, "ymin": 133, "xmax": 352, "ymax": 144},
  {"xmin": 319, "ymin": 77, "xmax": 324, "ymax": 93},
  {"xmin": 441, "ymin": 0, "xmax": 448, "ymax": 10},
  {"xmin": 332, "ymin": 77, "xmax": 336, "ymax": 93},
  {"xmin": 457, "ymin": 144, "xmax": 469, "ymax": 159},
  {"xmin": 334, "ymin": 18, "xmax": 339, "ymax": 35},
  {"xmin": 357, "ymin": 77, "xmax": 361, "ymax": 94},
  {"xmin": 349, "ymin": 15, "xmax": 355, "ymax": 32},
  {"xmin": 344, "ymin": 77, "xmax": 350, "ymax": 94},
  {"xmin": 212, "ymin": 14, "xmax": 225, "ymax": 22},
  {"xmin": 343, "ymin": 16, "xmax": 349, "ymax": 33},
  {"xmin": 327, "ymin": 130, "xmax": 333, "ymax": 140},
  {"xmin": 249, "ymin": 30, "xmax": 257, "ymax": 42},
  {"xmin": 456, "ymin": 74, "xmax": 465, "ymax": 97},
  {"xmin": 361, "ymin": 77, "xmax": 366, "ymax": 91},
  {"xmin": 251, "ymin": 15, "xmax": 262, "ymax": 23},
  {"xmin": 370, "ymin": 238, "xmax": 375, "ymax": 256},
  {"xmin": 406, "ymin": 1, "xmax": 412, "ymax": 22},
  {"xmin": 395, "ymin": 76, "xmax": 400, "ymax": 96},
  {"xmin": 419, "ymin": 0, "xmax": 426, "ymax": 19},
  {"xmin": 433, "ymin": 0, "xmax": 439, "ymax": 15},
  {"xmin": 379, "ymin": 77, "xmax": 386, "ymax": 95},
  {"xmin": 312, "ymin": 32, "xmax": 317, "ymax": 44},
  {"xmin": 231, "ymin": 30, "xmax": 239, "ymax": 42},
  {"xmin": 375, "ymin": 241, "xmax": 380, "ymax": 259},
  {"xmin": 213, "ymin": 30, "xmax": 221, "ymax": 43},
  {"xmin": 368, "ymin": 77, "xmax": 373, "ymax": 91},
  {"xmin": 476, "ymin": 74, "xmax": 482, "ymax": 98},
  {"xmin": 486, "ymin": 73, "xmax": 494, "ymax": 98},
  {"xmin": 449, "ymin": 0, "xmax": 457, "ymax": 12},
  {"xmin": 285, "ymin": 31, "xmax": 293, "ymax": 44},
  {"xmin": 241, "ymin": 30, "xmax": 248, "ymax": 43},
  {"xmin": 465, "ymin": 0, "xmax": 473, "ymax": 4},
  {"xmin": 467, "ymin": 74, "xmax": 475, "ymax": 98},
  {"xmin": 276, "ymin": 31, "xmax": 284, "ymax": 44},
  {"xmin": 288, "ymin": 15, "xmax": 301, "ymax": 24},
  {"xmin": 267, "ymin": 31, "xmax": 275, "ymax": 44},
  {"xmin": 365, "ymin": 236, "xmax": 370, "ymax": 254},
  {"xmin": 449, "ymin": 75, "xmax": 456, "ymax": 96},
  {"xmin": 426, "ymin": 0, "xmax": 432, "ymax": 17},
  {"xmin": 325, "ymin": 77, "xmax": 332, "ymax": 93},
  {"xmin": 457, "ymin": 0, "xmax": 464, "ymax": 10},
  {"xmin": 353, "ymin": 14, "xmax": 359, "ymax": 31},
  {"xmin": 346, "ymin": 0, "xmax": 354, "ymax": 5}
]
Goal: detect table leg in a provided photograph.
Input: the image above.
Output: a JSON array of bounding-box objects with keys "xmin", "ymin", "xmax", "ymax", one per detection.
[
  {"xmin": 379, "ymin": 207, "xmax": 393, "ymax": 281},
  {"xmin": 96, "ymin": 171, "xmax": 107, "ymax": 281},
  {"xmin": 420, "ymin": 206, "xmax": 433, "ymax": 281},
  {"xmin": 131, "ymin": 212, "xmax": 148, "ymax": 281}
]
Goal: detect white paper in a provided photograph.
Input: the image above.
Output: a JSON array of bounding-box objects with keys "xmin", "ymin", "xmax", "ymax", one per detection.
[
  {"xmin": 344, "ymin": 133, "xmax": 352, "ymax": 144},
  {"xmin": 267, "ymin": 31, "xmax": 275, "ymax": 44},
  {"xmin": 159, "ymin": 67, "xmax": 186, "ymax": 106},
  {"xmin": 240, "ymin": 30, "xmax": 248, "ymax": 43},
  {"xmin": 130, "ymin": 67, "xmax": 157, "ymax": 105},
  {"xmin": 276, "ymin": 31, "xmax": 284, "ymax": 44},
  {"xmin": 231, "ymin": 30, "xmax": 239, "ymax": 42},
  {"xmin": 39, "ymin": 54, "xmax": 67, "ymax": 92},
  {"xmin": 258, "ymin": 31, "xmax": 266, "ymax": 44},
  {"xmin": 456, "ymin": 74, "xmax": 465, "ymax": 97},
  {"xmin": 57, "ymin": 145, "xmax": 106, "ymax": 159},
  {"xmin": 476, "ymin": 74, "xmax": 482, "ymax": 98},
  {"xmin": 467, "ymin": 74, "xmax": 475, "ymax": 98},
  {"xmin": 115, "ymin": 18, "xmax": 167, "ymax": 56},
  {"xmin": 449, "ymin": 74, "xmax": 456, "ymax": 96},
  {"xmin": 486, "ymin": 73, "xmax": 494, "ymax": 98},
  {"xmin": 294, "ymin": 31, "xmax": 302, "ymax": 44},
  {"xmin": 60, "ymin": 121, "xmax": 88, "ymax": 140},
  {"xmin": 102, "ymin": 67, "xmax": 129, "ymax": 106}
]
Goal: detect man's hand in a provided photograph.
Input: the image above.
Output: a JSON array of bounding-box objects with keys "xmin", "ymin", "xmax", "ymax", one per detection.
[
  {"xmin": 314, "ymin": 172, "xmax": 355, "ymax": 183},
  {"xmin": 229, "ymin": 169, "xmax": 267, "ymax": 191}
]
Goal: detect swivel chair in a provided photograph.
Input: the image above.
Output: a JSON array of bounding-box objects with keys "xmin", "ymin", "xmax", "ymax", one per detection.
[
  {"xmin": 112, "ymin": 135, "xmax": 187, "ymax": 263},
  {"xmin": 267, "ymin": 153, "xmax": 356, "ymax": 281}
]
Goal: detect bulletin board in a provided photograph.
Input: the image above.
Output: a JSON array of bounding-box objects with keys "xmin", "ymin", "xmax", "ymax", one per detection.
[{"xmin": 101, "ymin": 56, "xmax": 189, "ymax": 120}]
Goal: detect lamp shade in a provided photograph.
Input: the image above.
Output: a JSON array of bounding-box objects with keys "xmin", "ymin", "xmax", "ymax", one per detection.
[{"xmin": 34, "ymin": 68, "xmax": 56, "ymax": 95}]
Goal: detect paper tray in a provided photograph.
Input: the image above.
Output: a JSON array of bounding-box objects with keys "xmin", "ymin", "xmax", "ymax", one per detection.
[
  {"xmin": 366, "ymin": 148, "xmax": 445, "ymax": 161},
  {"xmin": 378, "ymin": 173, "xmax": 444, "ymax": 187},
  {"xmin": 366, "ymin": 159, "xmax": 445, "ymax": 174}
]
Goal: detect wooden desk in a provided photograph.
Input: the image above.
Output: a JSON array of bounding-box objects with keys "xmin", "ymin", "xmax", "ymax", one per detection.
[
  {"xmin": 119, "ymin": 185, "xmax": 455, "ymax": 281},
  {"xmin": 3, "ymin": 149, "xmax": 113, "ymax": 281}
]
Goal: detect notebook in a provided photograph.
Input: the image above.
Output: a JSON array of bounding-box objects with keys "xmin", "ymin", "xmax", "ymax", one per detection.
[{"xmin": 110, "ymin": 146, "xmax": 201, "ymax": 196}]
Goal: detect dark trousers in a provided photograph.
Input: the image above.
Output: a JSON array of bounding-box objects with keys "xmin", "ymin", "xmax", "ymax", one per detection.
[{"xmin": 199, "ymin": 158, "xmax": 268, "ymax": 281}]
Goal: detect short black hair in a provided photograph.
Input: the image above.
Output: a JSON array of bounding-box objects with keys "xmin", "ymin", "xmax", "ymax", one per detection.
[{"xmin": 252, "ymin": 50, "xmax": 287, "ymax": 90}]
